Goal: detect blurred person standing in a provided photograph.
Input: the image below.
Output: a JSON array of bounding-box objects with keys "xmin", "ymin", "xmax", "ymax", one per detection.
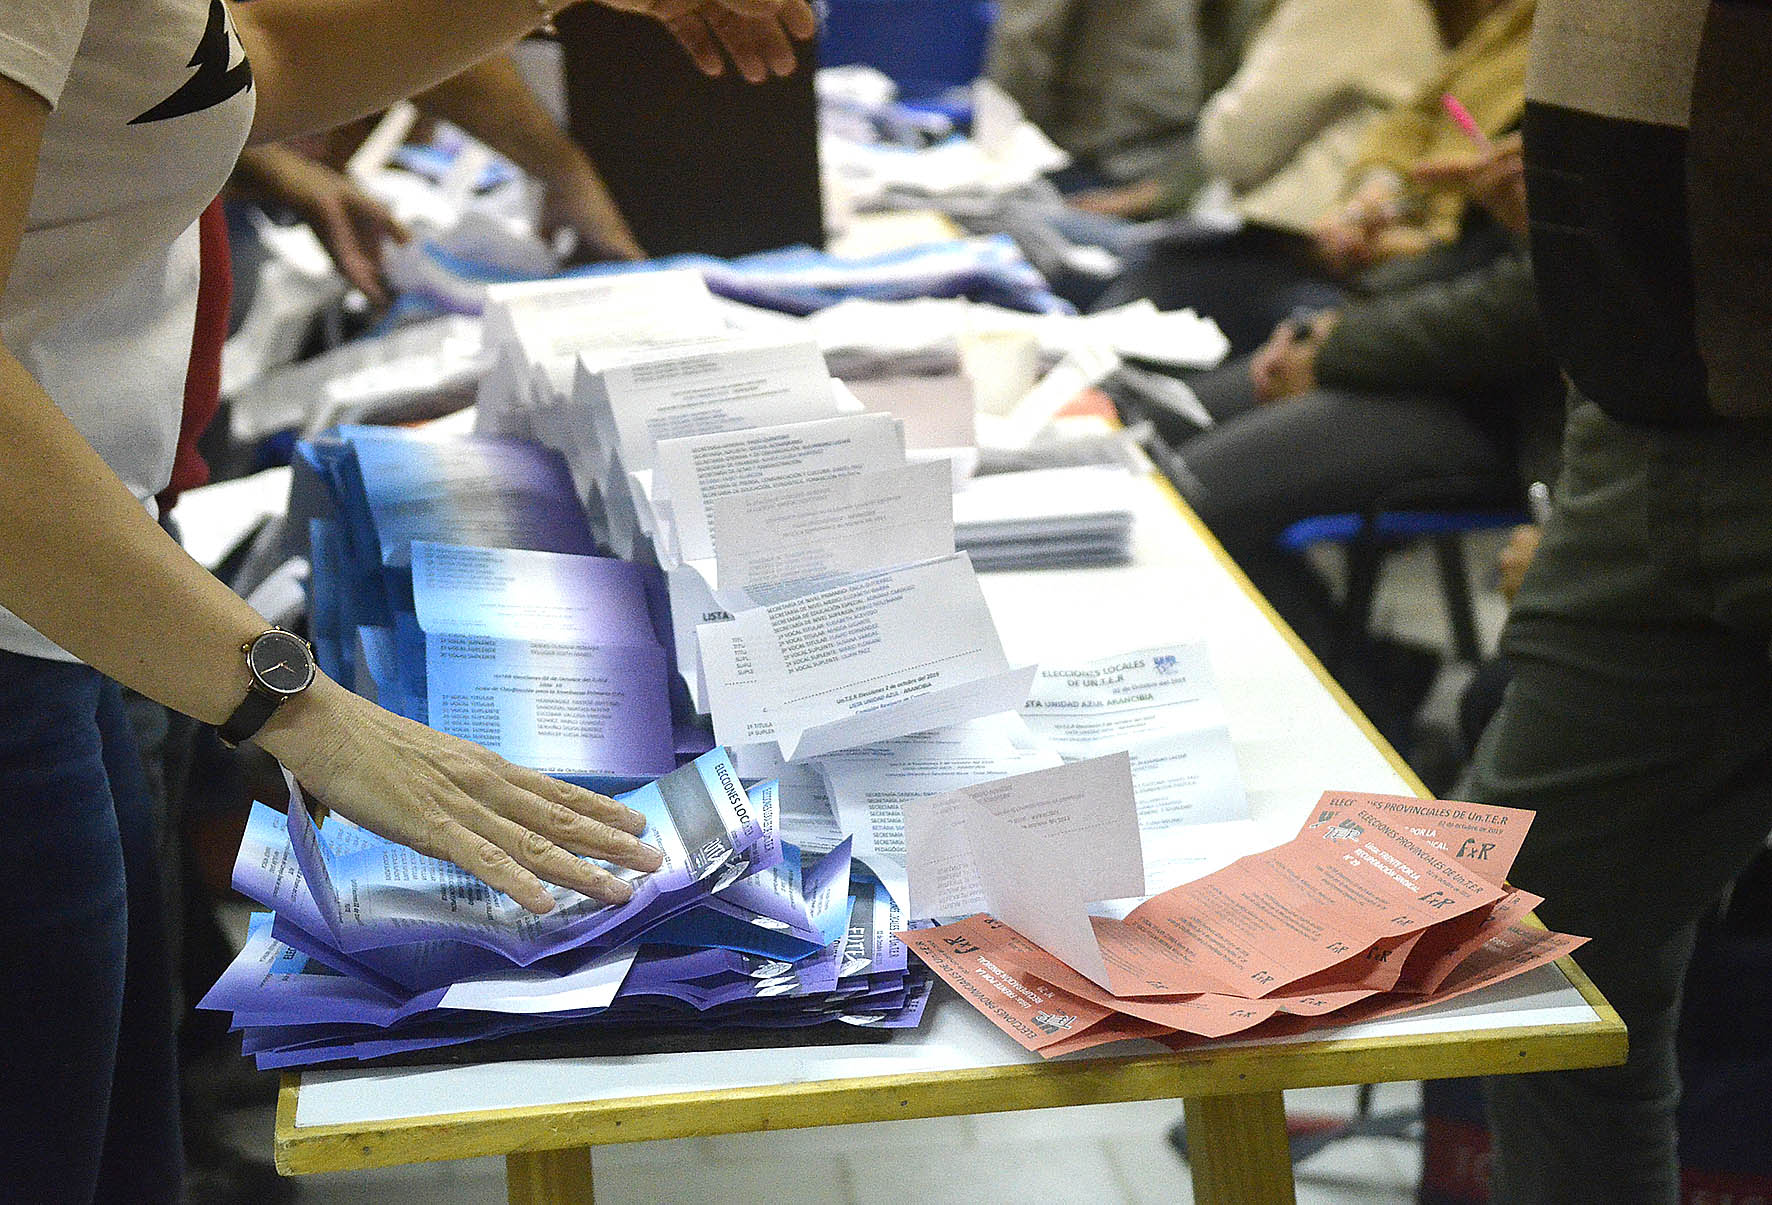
[
  {"xmin": 1461, "ymin": 0, "xmax": 1772, "ymax": 1199},
  {"xmin": 1071, "ymin": 0, "xmax": 1441, "ymax": 227}
]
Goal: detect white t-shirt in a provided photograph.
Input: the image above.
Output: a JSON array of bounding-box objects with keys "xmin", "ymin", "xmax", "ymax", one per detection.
[{"xmin": 0, "ymin": 0, "xmax": 255, "ymax": 659}]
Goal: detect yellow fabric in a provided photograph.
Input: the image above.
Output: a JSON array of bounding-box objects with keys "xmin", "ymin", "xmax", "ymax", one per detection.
[{"xmin": 1348, "ymin": 0, "xmax": 1534, "ymax": 242}]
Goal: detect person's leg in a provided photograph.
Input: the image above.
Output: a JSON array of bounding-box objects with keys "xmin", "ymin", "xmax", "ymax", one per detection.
[
  {"xmin": 1092, "ymin": 226, "xmax": 1344, "ymax": 355},
  {"xmin": 1117, "ymin": 354, "xmax": 1261, "ymax": 446},
  {"xmin": 1466, "ymin": 399, "xmax": 1772, "ymax": 1203},
  {"xmin": 93, "ymin": 679, "xmax": 184, "ymax": 1202},
  {"xmin": 1456, "ymin": 654, "xmax": 1512, "ymax": 753},
  {"xmin": 0, "ymin": 653, "xmax": 129, "ymax": 1202},
  {"xmin": 1176, "ymin": 388, "xmax": 1516, "ymax": 712}
]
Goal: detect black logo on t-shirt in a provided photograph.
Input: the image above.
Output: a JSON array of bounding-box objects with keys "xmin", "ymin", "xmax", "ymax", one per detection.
[{"xmin": 130, "ymin": 0, "xmax": 253, "ymax": 125}]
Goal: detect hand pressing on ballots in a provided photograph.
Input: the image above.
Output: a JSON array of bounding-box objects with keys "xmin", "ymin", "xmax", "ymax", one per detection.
[
  {"xmin": 254, "ymin": 675, "xmax": 664, "ymax": 915},
  {"xmin": 595, "ymin": 0, "xmax": 819, "ymax": 83}
]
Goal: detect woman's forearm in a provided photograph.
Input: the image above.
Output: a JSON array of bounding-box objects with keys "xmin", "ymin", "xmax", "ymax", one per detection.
[
  {"xmin": 231, "ymin": 0, "xmax": 814, "ymax": 144},
  {"xmin": 414, "ymin": 56, "xmax": 578, "ymax": 189},
  {"xmin": 230, "ymin": 0, "xmax": 546, "ymax": 144},
  {"xmin": 0, "ymin": 351, "xmax": 269, "ymax": 726}
]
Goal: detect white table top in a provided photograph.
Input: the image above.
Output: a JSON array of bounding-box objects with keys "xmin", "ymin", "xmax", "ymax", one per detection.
[{"xmin": 292, "ymin": 472, "xmax": 1603, "ymax": 1133}]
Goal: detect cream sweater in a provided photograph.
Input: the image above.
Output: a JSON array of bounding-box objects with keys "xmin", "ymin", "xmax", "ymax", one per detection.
[{"xmin": 1195, "ymin": 0, "xmax": 1445, "ymax": 231}]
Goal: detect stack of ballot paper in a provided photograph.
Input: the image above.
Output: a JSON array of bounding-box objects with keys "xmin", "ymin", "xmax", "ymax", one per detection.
[
  {"xmin": 466, "ymin": 273, "xmax": 1038, "ymax": 768},
  {"xmin": 201, "ymin": 750, "xmax": 932, "ymax": 1068},
  {"xmin": 894, "ymin": 756, "xmax": 1586, "ymax": 1057},
  {"xmin": 297, "ymin": 423, "xmax": 691, "ymax": 790},
  {"xmin": 952, "ymin": 464, "xmax": 1139, "ymax": 569}
]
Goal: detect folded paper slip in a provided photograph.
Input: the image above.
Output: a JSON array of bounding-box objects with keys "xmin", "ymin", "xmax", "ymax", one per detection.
[
  {"xmin": 698, "ymin": 553, "xmax": 1036, "ymax": 762},
  {"xmin": 900, "ymin": 791, "xmax": 1566, "ymax": 1055},
  {"xmin": 205, "ymin": 845, "xmax": 933, "ymax": 1069},
  {"xmin": 904, "ymin": 907, "xmax": 1584, "ymax": 1058}
]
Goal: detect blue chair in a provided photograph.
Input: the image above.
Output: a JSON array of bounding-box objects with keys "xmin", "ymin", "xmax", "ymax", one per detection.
[
  {"xmin": 818, "ymin": 0, "xmax": 999, "ymax": 100},
  {"xmin": 1278, "ymin": 506, "xmax": 1527, "ymax": 664}
]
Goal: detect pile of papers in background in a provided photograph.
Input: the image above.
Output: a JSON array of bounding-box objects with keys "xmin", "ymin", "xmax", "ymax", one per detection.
[
  {"xmin": 472, "ymin": 269, "xmax": 1052, "ymax": 773},
  {"xmin": 897, "ymin": 761, "xmax": 1585, "ymax": 1057},
  {"xmin": 203, "ymin": 750, "xmax": 929, "ymax": 1068}
]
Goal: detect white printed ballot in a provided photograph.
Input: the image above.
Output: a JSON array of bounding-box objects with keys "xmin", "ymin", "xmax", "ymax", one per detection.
[
  {"xmin": 573, "ymin": 336, "xmax": 837, "ymax": 483},
  {"xmin": 482, "ymin": 270, "xmax": 718, "ymax": 349},
  {"xmin": 1022, "ymin": 643, "xmax": 1230, "ymax": 754},
  {"xmin": 651, "ymin": 412, "xmax": 908, "ymax": 566},
  {"xmin": 665, "ymin": 456, "xmax": 954, "ymax": 707},
  {"xmin": 901, "ymin": 753, "xmax": 1146, "ymax": 926},
  {"xmin": 697, "ymin": 553, "xmax": 1037, "ymax": 762},
  {"xmin": 1021, "ymin": 643, "xmax": 1252, "ymax": 891},
  {"xmin": 817, "ymin": 718, "xmax": 1062, "ymax": 907},
  {"xmin": 703, "ymin": 460, "xmax": 957, "ymax": 609},
  {"xmin": 476, "ymin": 271, "xmax": 728, "ymax": 437},
  {"xmin": 952, "ymin": 463, "xmax": 1138, "ymax": 544},
  {"xmin": 411, "ymin": 541, "xmax": 674, "ymax": 778}
]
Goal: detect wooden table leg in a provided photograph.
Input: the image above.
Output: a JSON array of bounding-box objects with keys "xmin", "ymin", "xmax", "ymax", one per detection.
[
  {"xmin": 1183, "ymin": 1090, "xmax": 1296, "ymax": 1205},
  {"xmin": 506, "ymin": 1146, "xmax": 596, "ymax": 1205}
]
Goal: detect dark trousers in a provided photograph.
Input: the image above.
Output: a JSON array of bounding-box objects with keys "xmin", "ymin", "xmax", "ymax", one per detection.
[
  {"xmin": 1465, "ymin": 395, "xmax": 1772, "ymax": 1203},
  {"xmin": 0, "ymin": 651, "xmax": 183, "ymax": 1203},
  {"xmin": 1173, "ymin": 357, "xmax": 1517, "ymax": 727},
  {"xmin": 1094, "ymin": 218, "xmax": 1518, "ymax": 357}
]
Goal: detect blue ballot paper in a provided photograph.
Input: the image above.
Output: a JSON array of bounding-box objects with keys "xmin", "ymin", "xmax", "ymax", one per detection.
[
  {"xmin": 211, "ymin": 756, "xmax": 932, "ymax": 1068},
  {"xmin": 340, "ymin": 425, "xmax": 596, "ymax": 571},
  {"xmin": 281, "ymin": 748, "xmax": 774, "ymax": 963},
  {"xmin": 306, "ymin": 518, "xmax": 348, "ymax": 681},
  {"xmin": 410, "ymin": 541, "xmax": 676, "ymax": 778}
]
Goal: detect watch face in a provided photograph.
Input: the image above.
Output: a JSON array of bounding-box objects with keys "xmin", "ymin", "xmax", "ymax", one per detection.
[{"xmin": 248, "ymin": 630, "xmax": 317, "ymax": 696}]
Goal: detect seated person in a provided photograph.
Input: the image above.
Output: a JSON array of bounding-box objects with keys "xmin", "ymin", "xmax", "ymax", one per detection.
[
  {"xmin": 1142, "ymin": 134, "xmax": 1560, "ymax": 739},
  {"xmin": 987, "ymin": 0, "xmax": 1211, "ymax": 191},
  {"xmin": 1095, "ymin": 0, "xmax": 1532, "ymax": 355},
  {"xmin": 1071, "ymin": 0, "xmax": 1442, "ymax": 224}
]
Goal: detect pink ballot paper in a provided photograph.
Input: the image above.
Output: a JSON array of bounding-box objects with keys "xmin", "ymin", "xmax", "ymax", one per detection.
[
  {"xmin": 1090, "ymin": 799, "xmax": 1504, "ymax": 997},
  {"xmin": 903, "ymin": 792, "xmax": 1588, "ymax": 1058},
  {"xmin": 1256, "ymin": 792, "xmax": 1535, "ymax": 995}
]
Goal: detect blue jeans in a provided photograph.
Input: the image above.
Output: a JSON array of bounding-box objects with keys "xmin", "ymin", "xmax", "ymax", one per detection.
[{"xmin": 0, "ymin": 651, "xmax": 182, "ymax": 1202}]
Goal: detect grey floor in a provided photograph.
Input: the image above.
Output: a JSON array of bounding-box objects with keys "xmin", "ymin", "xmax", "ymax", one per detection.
[{"xmin": 216, "ymin": 533, "xmax": 1510, "ymax": 1202}]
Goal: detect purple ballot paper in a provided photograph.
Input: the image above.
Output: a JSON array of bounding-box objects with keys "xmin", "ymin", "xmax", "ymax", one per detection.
[
  {"xmin": 411, "ymin": 541, "xmax": 676, "ymax": 778},
  {"xmin": 341, "ymin": 426, "xmax": 595, "ymax": 570},
  {"xmin": 283, "ymin": 749, "xmax": 771, "ymax": 964}
]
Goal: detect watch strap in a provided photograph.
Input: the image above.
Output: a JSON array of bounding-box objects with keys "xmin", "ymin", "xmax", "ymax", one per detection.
[{"xmin": 218, "ymin": 684, "xmax": 284, "ymax": 748}]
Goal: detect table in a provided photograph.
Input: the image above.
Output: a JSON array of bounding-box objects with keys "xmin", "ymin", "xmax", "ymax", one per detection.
[{"xmin": 273, "ymin": 470, "xmax": 1625, "ymax": 1204}]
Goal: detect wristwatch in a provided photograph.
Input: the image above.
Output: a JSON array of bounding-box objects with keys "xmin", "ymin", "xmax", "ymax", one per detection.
[{"xmin": 218, "ymin": 628, "xmax": 317, "ymax": 748}]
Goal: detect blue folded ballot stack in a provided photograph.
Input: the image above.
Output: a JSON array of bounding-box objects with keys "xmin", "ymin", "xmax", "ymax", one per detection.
[
  {"xmin": 297, "ymin": 423, "xmax": 699, "ymax": 791},
  {"xmin": 203, "ymin": 750, "xmax": 929, "ymax": 1068},
  {"xmin": 210, "ymin": 417, "xmax": 931, "ymax": 1065}
]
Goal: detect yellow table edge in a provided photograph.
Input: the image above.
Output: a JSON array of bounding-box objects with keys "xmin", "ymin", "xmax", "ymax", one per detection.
[{"xmin": 274, "ymin": 464, "xmax": 1626, "ymax": 1177}]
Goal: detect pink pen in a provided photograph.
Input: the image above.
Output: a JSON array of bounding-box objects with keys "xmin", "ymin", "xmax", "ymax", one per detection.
[{"xmin": 1441, "ymin": 93, "xmax": 1493, "ymax": 150}]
